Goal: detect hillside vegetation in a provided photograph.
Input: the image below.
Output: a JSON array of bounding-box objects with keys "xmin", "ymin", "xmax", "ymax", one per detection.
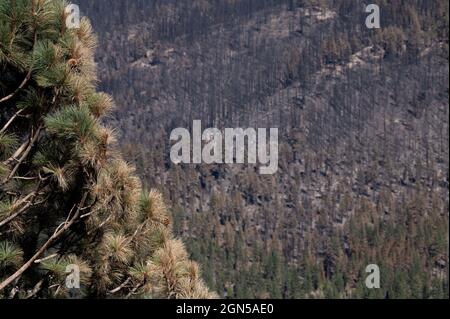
[{"xmin": 78, "ymin": 0, "xmax": 449, "ymax": 298}]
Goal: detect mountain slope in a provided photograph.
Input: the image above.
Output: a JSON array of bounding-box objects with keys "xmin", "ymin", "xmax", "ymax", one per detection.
[{"xmin": 79, "ymin": 0, "xmax": 449, "ymax": 298}]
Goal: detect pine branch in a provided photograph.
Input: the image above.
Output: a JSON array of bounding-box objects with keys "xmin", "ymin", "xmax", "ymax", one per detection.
[
  {"xmin": 126, "ymin": 281, "xmax": 146, "ymax": 298},
  {"xmin": 25, "ymin": 279, "xmax": 44, "ymax": 299},
  {"xmin": 0, "ymin": 62, "xmax": 33, "ymax": 104},
  {"xmin": 0, "ymin": 192, "xmax": 88, "ymax": 292},
  {"xmin": 0, "ymin": 3, "xmax": 38, "ymax": 105},
  {"xmin": 0, "ymin": 108, "xmax": 25, "ymax": 134},
  {"xmin": 108, "ymin": 277, "xmax": 131, "ymax": 294},
  {"xmin": 0, "ymin": 192, "xmax": 36, "ymax": 228},
  {"xmin": 0, "ymin": 184, "xmax": 47, "ymax": 228},
  {"xmin": 2, "ymin": 124, "xmax": 43, "ymax": 184},
  {"xmin": 8, "ymin": 0, "xmax": 17, "ymax": 49},
  {"xmin": 34, "ymin": 254, "xmax": 58, "ymax": 264}
]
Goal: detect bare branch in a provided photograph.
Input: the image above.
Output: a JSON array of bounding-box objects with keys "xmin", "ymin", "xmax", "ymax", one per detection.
[
  {"xmin": 108, "ymin": 277, "xmax": 132, "ymax": 294},
  {"xmin": 0, "ymin": 108, "xmax": 25, "ymax": 134},
  {"xmin": 2, "ymin": 125, "xmax": 43, "ymax": 184},
  {"xmin": 0, "ymin": 20, "xmax": 37, "ymax": 105}
]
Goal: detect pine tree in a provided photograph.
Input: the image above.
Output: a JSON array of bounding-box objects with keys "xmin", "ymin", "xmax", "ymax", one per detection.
[{"xmin": 0, "ymin": 0, "xmax": 216, "ymax": 299}]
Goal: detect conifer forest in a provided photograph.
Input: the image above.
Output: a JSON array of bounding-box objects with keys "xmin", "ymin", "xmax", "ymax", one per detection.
[{"xmin": 0, "ymin": 0, "xmax": 449, "ymax": 299}]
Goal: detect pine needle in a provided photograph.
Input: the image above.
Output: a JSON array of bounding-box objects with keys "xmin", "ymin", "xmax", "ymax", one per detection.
[{"xmin": 0, "ymin": 241, "xmax": 23, "ymax": 269}]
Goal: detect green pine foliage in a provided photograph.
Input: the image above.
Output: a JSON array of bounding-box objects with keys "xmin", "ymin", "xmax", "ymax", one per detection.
[{"xmin": 0, "ymin": 0, "xmax": 216, "ymax": 299}]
